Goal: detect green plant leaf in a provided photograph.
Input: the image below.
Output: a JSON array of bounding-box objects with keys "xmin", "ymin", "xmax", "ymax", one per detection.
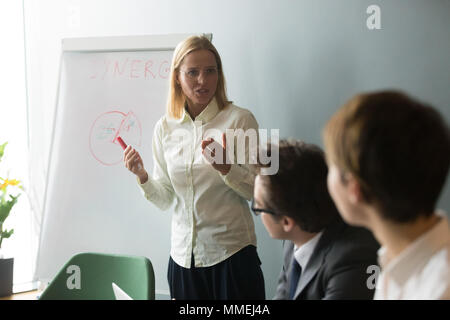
[
  {"xmin": 0, "ymin": 142, "xmax": 7, "ymax": 162},
  {"xmin": 2, "ymin": 228, "xmax": 14, "ymax": 239},
  {"xmin": 0, "ymin": 194, "xmax": 19, "ymax": 223}
]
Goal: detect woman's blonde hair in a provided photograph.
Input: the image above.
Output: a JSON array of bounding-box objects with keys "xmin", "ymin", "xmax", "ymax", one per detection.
[{"xmin": 166, "ymin": 35, "xmax": 230, "ymax": 119}]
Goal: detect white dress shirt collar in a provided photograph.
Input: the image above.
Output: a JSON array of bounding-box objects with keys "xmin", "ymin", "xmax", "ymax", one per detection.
[
  {"xmin": 375, "ymin": 211, "xmax": 450, "ymax": 299},
  {"xmin": 378, "ymin": 212, "xmax": 449, "ymax": 284},
  {"xmin": 179, "ymin": 98, "xmax": 220, "ymax": 124},
  {"xmin": 293, "ymin": 231, "xmax": 323, "ymax": 271}
]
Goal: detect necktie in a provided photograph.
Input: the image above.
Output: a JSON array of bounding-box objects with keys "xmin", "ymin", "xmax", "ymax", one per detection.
[{"xmin": 289, "ymin": 258, "xmax": 302, "ymax": 299}]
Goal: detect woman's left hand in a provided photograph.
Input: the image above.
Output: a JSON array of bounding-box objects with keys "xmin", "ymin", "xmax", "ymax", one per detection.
[{"xmin": 201, "ymin": 132, "xmax": 231, "ymax": 175}]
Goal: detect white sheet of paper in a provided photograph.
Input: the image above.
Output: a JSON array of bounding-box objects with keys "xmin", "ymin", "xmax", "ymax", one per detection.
[{"xmin": 112, "ymin": 282, "xmax": 133, "ymax": 300}]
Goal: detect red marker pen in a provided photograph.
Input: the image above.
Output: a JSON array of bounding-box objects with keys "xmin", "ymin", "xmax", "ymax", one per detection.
[{"xmin": 116, "ymin": 136, "xmax": 127, "ymax": 150}]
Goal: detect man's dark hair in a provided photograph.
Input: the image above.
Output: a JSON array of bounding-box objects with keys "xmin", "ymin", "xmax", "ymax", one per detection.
[
  {"xmin": 257, "ymin": 139, "xmax": 339, "ymax": 232},
  {"xmin": 324, "ymin": 90, "xmax": 450, "ymax": 223}
]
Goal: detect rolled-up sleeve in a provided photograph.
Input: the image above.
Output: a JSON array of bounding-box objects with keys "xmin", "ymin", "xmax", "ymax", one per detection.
[
  {"xmin": 138, "ymin": 119, "xmax": 175, "ymax": 211},
  {"xmin": 220, "ymin": 111, "xmax": 259, "ymax": 201}
]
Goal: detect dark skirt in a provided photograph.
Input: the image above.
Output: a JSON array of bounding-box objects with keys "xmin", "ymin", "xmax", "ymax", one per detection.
[{"xmin": 167, "ymin": 245, "xmax": 265, "ymax": 300}]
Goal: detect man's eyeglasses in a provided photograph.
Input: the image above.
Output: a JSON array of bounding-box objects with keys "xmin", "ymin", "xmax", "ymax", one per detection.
[
  {"xmin": 179, "ymin": 67, "xmax": 218, "ymax": 80},
  {"xmin": 250, "ymin": 199, "xmax": 278, "ymax": 216}
]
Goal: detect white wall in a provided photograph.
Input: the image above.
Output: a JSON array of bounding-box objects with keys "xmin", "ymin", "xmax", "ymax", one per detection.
[{"xmin": 24, "ymin": 0, "xmax": 450, "ymax": 298}]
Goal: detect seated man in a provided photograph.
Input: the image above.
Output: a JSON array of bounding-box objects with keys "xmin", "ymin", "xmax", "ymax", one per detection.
[
  {"xmin": 253, "ymin": 139, "xmax": 379, "ymax": 300},
  {"xmin": 323, "ymin": 90, "xmax": 450, "ymax": 299}
]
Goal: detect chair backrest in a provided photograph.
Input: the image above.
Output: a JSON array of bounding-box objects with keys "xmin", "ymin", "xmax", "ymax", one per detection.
[{"xmin": 39, "ymin": 252, "xmax": 155, "ymax": 300}]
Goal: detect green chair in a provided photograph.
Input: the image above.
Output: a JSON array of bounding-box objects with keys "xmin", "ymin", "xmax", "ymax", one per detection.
[{"xmin": 39, "ymin": 252, "xmax": 155, "ymax": 300}]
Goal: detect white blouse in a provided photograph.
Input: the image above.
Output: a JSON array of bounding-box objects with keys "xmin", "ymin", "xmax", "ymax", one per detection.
[
  {"xmin": 375, "ymin": 212, "xmax": 450, "ymax": 300},
  {"xmin": 138, "ymin": 98, "xmax": 259, "ymax": 268}
]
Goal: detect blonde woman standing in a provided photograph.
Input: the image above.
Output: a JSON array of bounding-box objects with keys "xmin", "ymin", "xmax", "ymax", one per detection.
[{"xmin": 123, "ymin": 36, "xmax": 265, "ymax": 299}]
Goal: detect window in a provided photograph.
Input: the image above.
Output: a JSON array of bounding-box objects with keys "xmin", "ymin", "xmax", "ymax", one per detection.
[{"xmin": 0, "ymin": 0, "xmax": 34, "ymax": 289}]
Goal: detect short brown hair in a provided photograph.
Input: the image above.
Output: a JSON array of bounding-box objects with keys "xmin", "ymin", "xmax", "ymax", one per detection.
[
  {"xmin": 323, "ymin": 90, "xmax": 450, "ymax": 223},
  {"xmin": 166, "ymin": 35, "xmax": 230, "ymax": 119},
  {"xmin": 257, "ymin": 139, "xmax": 339, "ymax": 232}
]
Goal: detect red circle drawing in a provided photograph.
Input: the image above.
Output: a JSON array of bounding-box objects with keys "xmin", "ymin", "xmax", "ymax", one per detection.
[{"xmin": 89, "ymin": 110, "xmax": 142, "ymax": 166}]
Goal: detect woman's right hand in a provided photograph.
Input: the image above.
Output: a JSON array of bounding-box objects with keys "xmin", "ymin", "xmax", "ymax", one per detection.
[{"xmin": 124, "ymin": 145, "xmax": 148, "ymax": 184}]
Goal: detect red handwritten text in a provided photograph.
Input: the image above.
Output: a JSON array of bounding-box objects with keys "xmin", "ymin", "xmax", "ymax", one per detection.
[{"xmin": 89, "ymin": 58, "xmax": 170, "ymax": 80}]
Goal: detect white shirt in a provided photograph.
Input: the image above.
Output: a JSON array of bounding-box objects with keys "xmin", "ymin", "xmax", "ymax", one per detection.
[
  {"xmin": 138, "ymin": 99, "xmax": 258, "ymax": 268},
  {"xmin": 374, "ymin": 212, "xmax": 450, "ymax": 300},
  {"xmin": 293, "ymin": 232, "xmax": 323, "ymax": 271}
]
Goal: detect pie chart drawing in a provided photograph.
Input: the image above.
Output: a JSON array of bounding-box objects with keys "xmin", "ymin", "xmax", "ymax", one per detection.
[{"xmin": 89, "ymin": 110, "xmax": 142, "ymax": 166}]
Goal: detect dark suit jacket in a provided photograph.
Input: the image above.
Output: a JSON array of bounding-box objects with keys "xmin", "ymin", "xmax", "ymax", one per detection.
[{"xmin": 274, "ymin": 217, "xmax": 380, "ymax": 300}]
